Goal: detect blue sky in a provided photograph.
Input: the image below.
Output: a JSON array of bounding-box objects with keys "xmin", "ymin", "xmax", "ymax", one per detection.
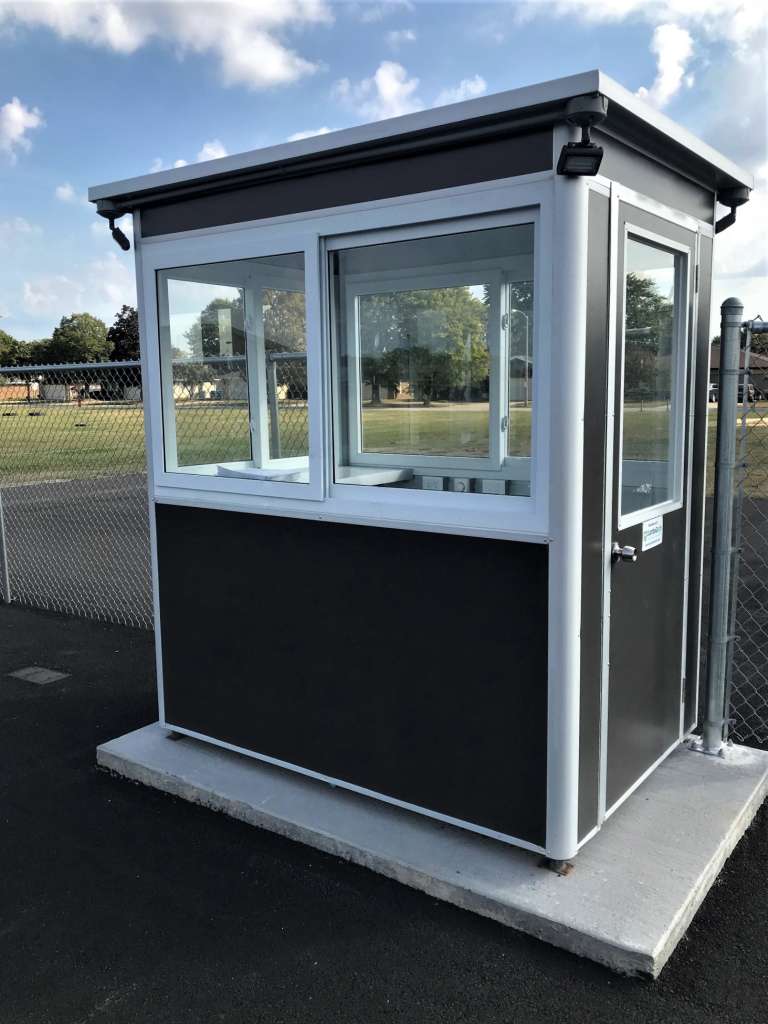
[{"xmin": 1, "ymin": 1, "xmax": 765, "ymax": 342}]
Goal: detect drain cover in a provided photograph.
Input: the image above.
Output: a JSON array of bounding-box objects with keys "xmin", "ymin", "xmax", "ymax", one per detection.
[{"xmin": 8, "ymin": 666, "xmax": 69, "ymax": 685}]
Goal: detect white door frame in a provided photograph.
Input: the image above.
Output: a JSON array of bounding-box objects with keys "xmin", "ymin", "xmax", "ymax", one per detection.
[{"xmin": 596, "ymin": 183, "xmax": 702, "ymax": 825}]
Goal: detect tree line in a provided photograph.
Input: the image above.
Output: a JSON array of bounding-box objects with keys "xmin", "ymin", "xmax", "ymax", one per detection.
[{"xmin": 0, "ymin": 305, "xmax": 139, "ymax": 367}]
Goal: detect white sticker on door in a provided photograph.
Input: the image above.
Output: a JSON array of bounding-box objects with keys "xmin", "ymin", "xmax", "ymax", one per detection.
[{"xmin": 642, "ymin": 515, "xmax": 664, "ymax": 551}]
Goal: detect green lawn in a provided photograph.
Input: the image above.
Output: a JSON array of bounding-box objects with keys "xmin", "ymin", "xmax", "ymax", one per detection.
[{"xmin": 2, "ymin": 397, "xmax": 767, "ymax": 497}]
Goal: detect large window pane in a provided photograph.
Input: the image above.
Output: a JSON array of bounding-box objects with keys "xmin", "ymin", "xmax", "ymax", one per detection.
[
  {"xmin": 331, "ymin": 223, "xmax": 535, "ymax": 495},
  {"xmin": 157, "ymin": 253, "xmax": 308, "ymax": 482},
  {"xmin": 620, "ymin": 236, "xmax": 685, "ymax": 517}
]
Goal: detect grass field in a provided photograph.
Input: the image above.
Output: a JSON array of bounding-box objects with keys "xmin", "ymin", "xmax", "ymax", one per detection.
[{"xmin": 2, "ymin": 397, "xmax": 767, "ymax": 496}]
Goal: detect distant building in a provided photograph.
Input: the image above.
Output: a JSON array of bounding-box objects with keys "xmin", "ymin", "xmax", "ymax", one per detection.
[{"xmin": 709, "ymin": 344, "xmax": 768, "ymax": 401}]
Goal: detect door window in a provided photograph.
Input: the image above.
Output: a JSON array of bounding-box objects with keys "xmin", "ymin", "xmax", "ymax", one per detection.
[{"xmin": 619, "ymin": 233, "xmax": 687, "ymax": 521}]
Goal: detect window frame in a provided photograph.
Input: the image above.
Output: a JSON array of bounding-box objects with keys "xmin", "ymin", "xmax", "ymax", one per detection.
[
  {"xmin": 338, "ymin": 263, "xmax": 506, "ymax": 475},
  {"xmin": 616, "ymin": 223, "xmax": 691, "ymax": 531},
  {"xmin": 138, "ymin": 175, "xmax": 553, "ymax": 540},
  {"xmin": 145, "ymin": 228, "xmax": 325, "ymax": 502},
  {"xmin": 326, "ymin": 207, "xmax": 543, "ymax": 503}
]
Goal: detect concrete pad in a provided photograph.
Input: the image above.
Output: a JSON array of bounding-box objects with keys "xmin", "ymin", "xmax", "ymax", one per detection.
[{"xmin": 97, "ymin": 724, "xmax": 768, "ymax": 978}]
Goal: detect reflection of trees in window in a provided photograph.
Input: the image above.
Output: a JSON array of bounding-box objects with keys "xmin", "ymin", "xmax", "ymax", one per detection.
[
  {"xmin": 358, "ymin": 285, "xmax": 489, "ymax": 406},
  {"xmin": 262, "ymin": 289, "xmax": 306, "ymax": 354},
  {"xmin": 505, "ymin": 281, "xmax": 534, "ymax": 385},
  {"xmin": 624, "ymin": 271, "xmax": 674, "ymax": 406},
  {"xmin": 183, "ymin": 290, "xmax": 306, "ymax": 360},
  {"xmin": 185, "ymin": 296, "xmax": 246, "ymax": 359}
]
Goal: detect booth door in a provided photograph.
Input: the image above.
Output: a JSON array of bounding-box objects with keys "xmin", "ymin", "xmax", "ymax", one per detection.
[{"xmin": 605, "ymin": 202, "xmax": 698, "ymax": 812}]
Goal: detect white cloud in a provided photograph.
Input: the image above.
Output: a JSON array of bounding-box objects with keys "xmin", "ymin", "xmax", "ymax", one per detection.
[
  {"xmin": 0, "ymin": 216, "xmax": 41, "ymax": 247},
  {"xmin": 512, "ymin": 0, "xmax": 765, "ymax": 334},
  {"xmin": 333, "ymin": 61, "xmax": 421, "ymax": 120},
  {"xmin": 636, "ymin": 23, "xmax": 694, "ymax": 108},
  {"xmin": 435, "ymin": 75, "xmax": 487, "ymax": 107},
  {"xmin": 386, "ymin": 28, "xmax": 416, "ymax": 49},
  {"xmin": 710, "ymin": 162, "xmax": 768, "ymax": 333},
  {"xmin": 0, "ymin": 95, "xmax": 43, "ymax": 161},
  {"xmin": 149, "ymin": 152, "xmax": 210, "ymax": 173},
  {"xmin": 356, "ymin": 2, "xmax": 414, "ymax": 24},
  {"xmin": 538, "ymin": 1, "xmax": 763, "ymax": 52},
  {"xmin": 54, "ymin": 182, "xmax": 77, "ymax": 202},
  {"xmin": 22, "ymin": 250, "xmax": 135, "ymax": 319},
  {"xmin": 196, "ymin": 139, "xmax": 227, "ymax": 162},
  {"xmin": 0, "ymin": 1, "xmax": 331, "ymax": 91},
  {"xmin": 287, "ymin": 127, "xmax": 332, "ymax": 142}
]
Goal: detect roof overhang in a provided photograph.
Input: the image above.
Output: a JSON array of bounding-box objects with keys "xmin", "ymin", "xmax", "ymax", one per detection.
[{"xmin": 89, "ymin": 70, "xmax": 754, "ymax": 214}]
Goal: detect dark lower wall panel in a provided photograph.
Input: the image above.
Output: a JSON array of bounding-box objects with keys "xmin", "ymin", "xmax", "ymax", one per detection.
[
  {"xmin": 141, "ymin": 129, "xmax": 552, "ymax": 237},
  {"xmin": 156, "ymin": 504, "xmax": 549, "ymax": 847}
]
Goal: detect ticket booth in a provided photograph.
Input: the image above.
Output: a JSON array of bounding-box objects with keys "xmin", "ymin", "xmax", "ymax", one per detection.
[{"xmin": 91, "ymin": 71, "xmax": 752, "ymax": 863}]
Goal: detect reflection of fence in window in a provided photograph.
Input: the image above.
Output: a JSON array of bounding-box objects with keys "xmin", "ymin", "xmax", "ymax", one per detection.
[
  {"xmin": 170, "ymin": 352, "xmax": 308, "ymax": 466},
  {"xmin": 172, "ymin": 355, "xmax": 251, "ymax": 468},
  {"xmin": 267, "ymin": 351, "xmax": 308, "ymax": 459}
]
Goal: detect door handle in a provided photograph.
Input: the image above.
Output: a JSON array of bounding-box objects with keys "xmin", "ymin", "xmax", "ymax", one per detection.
[{"xmin": 611, "ymin": 542, "xmax": 637, "ymax": 564}]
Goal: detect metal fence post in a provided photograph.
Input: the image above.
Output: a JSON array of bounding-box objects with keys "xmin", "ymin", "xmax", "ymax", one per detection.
[{"xmin": 702, "ymin": 296, "xmax": 744, "ymax": 754}]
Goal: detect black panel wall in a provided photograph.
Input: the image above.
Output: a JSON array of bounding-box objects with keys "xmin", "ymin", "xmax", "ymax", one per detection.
[
  {"xmin": 578, "ymin": 190, "xmax": 611, "ymax": 840},
  {"xmin": 156, "ymin": 505, "xmax": 550, "ymax": 846},
  {"xmin": 140, "ymin": 128, "xmax": 553, "ymax": 237}
]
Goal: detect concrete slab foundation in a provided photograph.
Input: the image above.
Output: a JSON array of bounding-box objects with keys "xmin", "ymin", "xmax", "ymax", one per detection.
[{"xmin": 97, "ymin": 724, "xmax": 768, "ymax": 977}]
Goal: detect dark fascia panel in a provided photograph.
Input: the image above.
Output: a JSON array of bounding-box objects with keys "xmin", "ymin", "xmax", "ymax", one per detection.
[{"xmin": 89, "ymin": 70, "xmax": 753, "ymax": 215}]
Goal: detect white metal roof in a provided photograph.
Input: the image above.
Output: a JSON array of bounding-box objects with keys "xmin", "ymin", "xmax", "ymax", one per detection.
[{"xmin": 89, "ymin": 69, "xmax": 753, "ymax": 203}]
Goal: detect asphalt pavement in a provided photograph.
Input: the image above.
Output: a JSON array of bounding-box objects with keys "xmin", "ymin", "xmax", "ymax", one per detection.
[{"xmin": 1, "ymin": 603, "xmax": 767, "ymax": 1023}]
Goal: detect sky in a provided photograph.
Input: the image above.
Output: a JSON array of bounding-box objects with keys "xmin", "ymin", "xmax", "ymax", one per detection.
[{"xmin": 0, "ymin": 0, "xmax": 766, "ymax": 343}]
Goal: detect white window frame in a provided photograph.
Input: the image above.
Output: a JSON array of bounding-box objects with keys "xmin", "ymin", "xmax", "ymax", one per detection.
[
  {"xmin": 326, "ymin": 207, "xmax": 544, "ymax": 509},
  {"xmin": 144, "ymin": 229, "xmax": 324, "ymax": 502},
  {"xmin": 138, "ymin": 174, "xmax": 553, "ymax": 540},
  {"xmin": 332, "ymin": 242, "xmax": 535, "ymax": 481},
  {"xmin": 616, "ymin": 223, "xmax": 690, "ymax": 531}
]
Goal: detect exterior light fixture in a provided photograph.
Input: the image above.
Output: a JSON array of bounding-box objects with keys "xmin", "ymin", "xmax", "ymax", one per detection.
[{"xmin": 557, "ymin": 94, "xmax": 608, "ymax": 177}]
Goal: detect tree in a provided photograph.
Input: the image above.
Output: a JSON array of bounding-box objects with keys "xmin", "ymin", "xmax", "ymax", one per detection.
[
  {"xmin": 173, "ymin": 361, "xmax": 211, "ymax": 400},
  {"xmin": 357, "ymin": 286, "xmax": 489, "ymax": 406},
  {"xmin": 263, "ymin": 288, "xmax": 306, "ymax": 354},
  {"xmin": 185, "ymin": 297, "xmax": 246, "ymax": 360},
  {"xmin": 46, "ymin": 313, "xmax": 110, "ymax": 364},
  {"xmin": 0, "ymin": 328, "xmax": 21, "ymax": 367},
  {"xmin": 623, "ymin": 272, "xmax": 674, "ymax": 403},
  {"xmin": 108, "ymin": 305, "xmax": 140, "ymax": 361},
  {"xmin": 15, "ymin": 339, "xmax": 52, "ymax": 366}
]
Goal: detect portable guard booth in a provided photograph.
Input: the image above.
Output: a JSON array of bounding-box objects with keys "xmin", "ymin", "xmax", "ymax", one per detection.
[{"xmin": 91, "ymin": 70, "xmax": 753, "ymax": 863}]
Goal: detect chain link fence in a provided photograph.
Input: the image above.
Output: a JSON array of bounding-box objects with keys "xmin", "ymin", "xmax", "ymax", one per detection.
[
  {"xmin": 0, "ymin": 355, "xmax": 308, "ymax": 630},
  {"xmin": 725, "ymin": 328, "xmax": 768, "ymax": 746},
  {"xmin": 0, "ymin": 361, "xmax": 151, "ymax": 627},
  {"xmin": 2, "ymin": 341, "xmax": 767, "ymax": 747}
]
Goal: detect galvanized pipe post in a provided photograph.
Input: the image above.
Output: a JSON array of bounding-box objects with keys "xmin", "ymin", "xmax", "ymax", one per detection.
[{"xmin": 703, "ymin": 297, "xmax": 744, "ymax": 754}]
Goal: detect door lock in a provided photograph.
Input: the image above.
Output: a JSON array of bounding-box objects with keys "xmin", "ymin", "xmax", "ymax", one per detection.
[{"xmin": 611, "ymin": 542, "xmax": 637, "ymax": 564}]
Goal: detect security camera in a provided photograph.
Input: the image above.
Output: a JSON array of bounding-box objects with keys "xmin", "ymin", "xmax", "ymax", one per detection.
[{"xmin": 95, "ymin": 198, "xmax": 131, "ymax": 251}]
